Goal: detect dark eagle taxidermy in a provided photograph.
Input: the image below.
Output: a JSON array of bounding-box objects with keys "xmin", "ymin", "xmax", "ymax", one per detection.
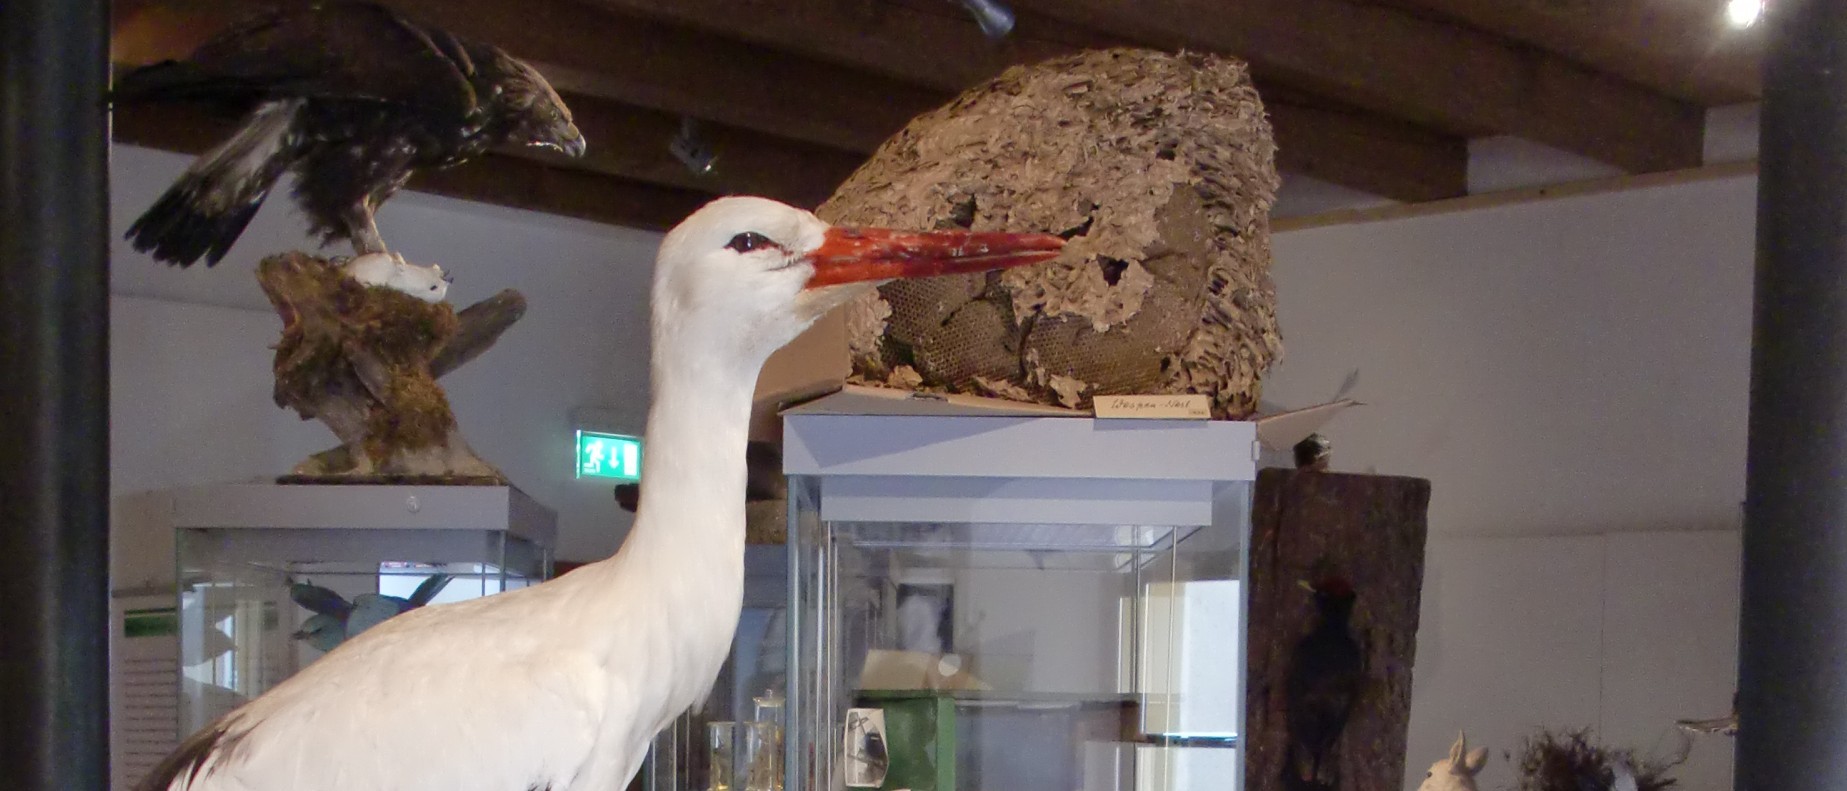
[{"xmin": 113, "ymin": 1, "xmax": 586, "ymax": 270}]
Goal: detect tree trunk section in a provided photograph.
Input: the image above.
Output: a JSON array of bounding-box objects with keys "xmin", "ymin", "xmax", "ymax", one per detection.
[{"xmin": 1246, "ymin": 468, "xmax": 1432, "ymax": 791}]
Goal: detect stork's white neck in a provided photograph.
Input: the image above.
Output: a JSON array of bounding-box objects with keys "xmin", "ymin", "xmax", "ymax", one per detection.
[
  {"xmin": 618, "ymin": 337, "xmax": 759, "ymax": 565},
  {"xmin": 585, "ymin": 316, "xmax": 765, "ymax": 726}
]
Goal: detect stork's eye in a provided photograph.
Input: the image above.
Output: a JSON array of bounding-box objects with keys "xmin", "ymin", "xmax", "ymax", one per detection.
[{"xmin": 726, "ymin": 232, "xmax": 774, "ymax": 253}]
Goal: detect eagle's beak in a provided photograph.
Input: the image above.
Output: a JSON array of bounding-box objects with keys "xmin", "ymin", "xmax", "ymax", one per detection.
[
  {"xmin": 538, "ymin": 124, "xmax": 586, "ymax": 157},
  {"xmin": 560, "ymin": 124, "xmax": 588, "ymax": 157},
  {"xmin": 802, "ymin": 227, "xmax": 1064, "ymax": 289}
]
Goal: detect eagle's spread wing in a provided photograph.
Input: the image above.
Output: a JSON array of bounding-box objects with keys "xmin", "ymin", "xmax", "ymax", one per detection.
[
  {"xmin": 114, "ymin": 2, "xmax": 478, "ymax": 266},
  {"xmin": 116, "ymin": 1, "xmax": 582, "ymax": 267},
  {"xmin": 121, "ymin": 2, "xmax": 479, "ymax": 121}
]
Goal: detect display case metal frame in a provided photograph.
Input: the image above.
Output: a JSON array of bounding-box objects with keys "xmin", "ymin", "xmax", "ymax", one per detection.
[
  {"xmin": 115, "ymin": 482, "xmax": 557, "ymax": 743},
  {"xmin": 783, "ymin": 396, "xmax": 1257, "ymax": 791}
]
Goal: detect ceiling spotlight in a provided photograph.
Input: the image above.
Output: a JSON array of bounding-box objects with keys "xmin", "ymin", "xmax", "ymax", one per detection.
[
  {"xmin": 1725, "ymin": 0, "xmax": 1763, "ymax": 29},
  {"xmin": 955, "ymin": 0, "xmax": 1015, "ymax": 39},
  {"xmin": 669, "ymin": 117, "xmax": 716, "ymax": 175}
]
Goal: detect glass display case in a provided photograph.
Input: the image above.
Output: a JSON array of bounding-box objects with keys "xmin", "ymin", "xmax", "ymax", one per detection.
[
  {"xmin": 160, "ymin": 482, "xmax": 555, "ymax": 735},
  {"xmin": 781, "ymin": 390, "xmax": 1256, "ymax": 791}
]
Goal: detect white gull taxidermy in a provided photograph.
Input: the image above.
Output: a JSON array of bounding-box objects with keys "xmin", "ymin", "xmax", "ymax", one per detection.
[{"xmin": 136, "ymin": 195, "xmax": 1064, "ymax": 791}]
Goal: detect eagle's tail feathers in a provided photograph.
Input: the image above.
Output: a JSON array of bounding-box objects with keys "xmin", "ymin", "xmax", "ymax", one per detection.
[
  {"xmin": 125, "ymin": 99, "xmax": 302, "ymax": 267},
  {"xmin": 124, "ymin": 183, "xmax": 262, "ymax": 268}
]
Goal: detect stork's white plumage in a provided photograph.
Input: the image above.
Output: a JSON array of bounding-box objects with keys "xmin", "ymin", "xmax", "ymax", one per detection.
[{"xmin": 138, "ymin": 196, "xmax": 1063, "ymax": 791}]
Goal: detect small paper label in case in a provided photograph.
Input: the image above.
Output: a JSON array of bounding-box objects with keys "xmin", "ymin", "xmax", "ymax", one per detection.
[{"xmin": 1093, "ymin": 394, "xmax": 1211, "ymax": 419}]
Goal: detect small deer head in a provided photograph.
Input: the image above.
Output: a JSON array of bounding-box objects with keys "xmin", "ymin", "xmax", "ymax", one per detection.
[{"xmin": 1416, "ymin": 731, "xmax": 1488, "ymax": 791}]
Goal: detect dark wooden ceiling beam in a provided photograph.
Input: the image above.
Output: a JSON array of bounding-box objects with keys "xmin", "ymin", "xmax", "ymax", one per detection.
[
  {"xmin": 1265, "ymin": 97, "xmax": 1467, "ymax": 204},
  {"xmin": 111, "ymin": 2, "xmax": 866, "ymax": 209},
  {"xmin": 1373, "ymin": 0, "xmax": 1761, "ymax": 105},
  {"xmin": 112, "ymin": 99, "xmax": 713, "ymax": 231},
  {"xmin": 376, "ymin": 0, "xmax": 932, "ymax": 154},
  {"xmin": 411, "ymin": 153, "xmax": 712, "ymax": 232},
  {"xmin": 581, "ymin": 0, "xmax": 1469, "ymax": 202},
  {"xmin": 116, "ymin": 0, "xmax": 935, "ymax": 154},
  {"xmin": 125, "ymin": 0, "xmax": 1466, "ymax": 201},
  {"xmin": 514, "ymin": 93, "xmax": 862, "ymax": 208},
  {"xmin": 585, "ymin": 0, "xmax": 1048, "ymax": 90},
  {"xmin": 994, "ymin": 0, "xmax": 1705, "ymax": 174}
]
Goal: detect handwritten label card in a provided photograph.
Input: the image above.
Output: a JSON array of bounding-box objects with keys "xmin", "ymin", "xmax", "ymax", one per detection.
[{"xmin": 1093, "ymin": 394, "xmax": 1212, "ymax": 420}]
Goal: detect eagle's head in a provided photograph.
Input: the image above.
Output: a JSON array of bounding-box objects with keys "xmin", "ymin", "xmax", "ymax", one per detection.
[{"xmin": 489, "ymin": 53, "xmax": 586, "ymax": 158}]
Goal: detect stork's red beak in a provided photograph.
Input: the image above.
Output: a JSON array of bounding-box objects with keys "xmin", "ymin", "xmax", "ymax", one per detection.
[{"xmin": 803, "ymin": 227, "xmax": 1065, "ymax": 289}]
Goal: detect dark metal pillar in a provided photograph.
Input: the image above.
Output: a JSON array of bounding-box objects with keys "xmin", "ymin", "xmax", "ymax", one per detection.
[
  {"xmin": 0, "ymin": 0, "xmax": 113, "ymax": 787},
  {"xmin": 1740, "ymin": 0, "xmax": 1847, "ymax": 788}
]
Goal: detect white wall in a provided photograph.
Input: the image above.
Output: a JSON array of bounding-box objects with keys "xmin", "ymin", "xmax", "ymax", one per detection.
[
  {"xmin": 1265, "ymin": 174, "xmax": 1756, "ymax": 537},
  {"xmin": 1264, "ymin": 174, "xmax": 1756, "ymax": 788},
  {"xmin": 110, "ymin": 144, "xmax": 663, "ymax": 562},
  {"xmin": 1413, "ymin": 531, "xmax": 1739, "ymax": 790},
  {"xmin": 110, "ymin": 295, "xmax": 332, "ymax": 497}
]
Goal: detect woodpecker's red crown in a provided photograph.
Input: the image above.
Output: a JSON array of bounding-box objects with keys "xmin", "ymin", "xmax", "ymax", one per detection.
[{"xmin": 1310, "ymin": 575, "xmax": 1354, "ymax": 598}]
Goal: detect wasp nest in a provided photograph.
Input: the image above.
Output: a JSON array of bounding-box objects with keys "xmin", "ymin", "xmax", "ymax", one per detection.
[{"xmin": 818, "ymin": 48, "xmax": 1281, "ymax": 418}]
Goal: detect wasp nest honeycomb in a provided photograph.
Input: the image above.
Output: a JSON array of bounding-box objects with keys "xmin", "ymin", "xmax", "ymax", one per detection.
[{"xmin": 817, "ymin": 48, "xmax": 1282, "ymax": 418}]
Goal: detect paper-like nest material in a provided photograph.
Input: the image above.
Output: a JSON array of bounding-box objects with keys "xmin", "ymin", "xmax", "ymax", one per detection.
[{"xmin": 818, "ymin": 48, "xmax": 1282, "ymax": 418}]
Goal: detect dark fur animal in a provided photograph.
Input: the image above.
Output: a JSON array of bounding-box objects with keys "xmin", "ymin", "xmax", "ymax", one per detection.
[
  {"xmin": 114, "ymin": 1, "xmax": 585, "ymax": 266},
  {"xmin": 1514, "ymin": 728, "xmax": 1684, "ymax": 791}
]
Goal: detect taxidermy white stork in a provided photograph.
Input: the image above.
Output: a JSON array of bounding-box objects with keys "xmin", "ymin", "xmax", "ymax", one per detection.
[{"xmin": 136, "ymin": 196, "xmax": 1065, "ymax": 791}]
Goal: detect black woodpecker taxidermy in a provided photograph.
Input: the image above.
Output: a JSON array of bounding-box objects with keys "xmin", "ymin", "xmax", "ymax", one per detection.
[
  {"xmin": 1282, "ymin": 574, "xmax": 1365, "ymax": 791},
  {"xmin": 113, "ymin": 1, "xmax": 587, "ymax": 268}
]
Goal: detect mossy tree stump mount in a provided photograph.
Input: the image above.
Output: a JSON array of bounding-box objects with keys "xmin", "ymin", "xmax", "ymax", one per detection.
[{"xmin": 258, "ymin": 252, "xmax": 525, "ymax": 484}]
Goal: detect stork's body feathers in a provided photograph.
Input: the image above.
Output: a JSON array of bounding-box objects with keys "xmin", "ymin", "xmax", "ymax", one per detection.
[
  {"xmin": 137, "ymin": 197, "xmax": 1063, "ymax": 791},
  {"xmin": 115, "ymin": 1, "xmax": 584, "ymax": 267},
  {"xmin": 142, "ymin": 568, "xmax": 684, "ymax": 790}
]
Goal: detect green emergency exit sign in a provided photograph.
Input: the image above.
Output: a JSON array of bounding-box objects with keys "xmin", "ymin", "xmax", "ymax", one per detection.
[{"xmin": 576, "ymin": 431, "xmax": 642, "ymax": 481}]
